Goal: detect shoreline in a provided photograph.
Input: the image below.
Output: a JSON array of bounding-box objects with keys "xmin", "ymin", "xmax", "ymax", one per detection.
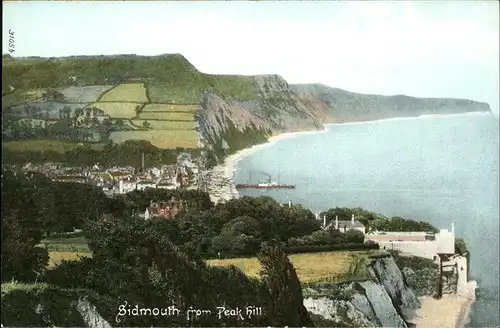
[
  {"xmin": 205, "ymin": 124, "xmax": 330, "ymax": 204},
  {"xmin": 207, "ymin": 110, "xmax": 491, "ymax": 203}
]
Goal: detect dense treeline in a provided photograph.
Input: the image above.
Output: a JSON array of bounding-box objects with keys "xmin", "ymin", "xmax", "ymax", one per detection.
[
  {"xmin": 2, "ymin": 140, "xmax": 201, "ymax": 167},
  {"xmin": 1, "ymin": 170, "xmax": 313, "ymax": 326}
]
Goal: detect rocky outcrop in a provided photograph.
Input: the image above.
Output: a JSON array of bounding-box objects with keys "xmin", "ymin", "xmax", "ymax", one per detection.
[
  {"xmin": 304, "ymin": 255, "xmax": 421, "ymax": 327},
  {"xmin": 76, "ymin": 297, "xmax": 112, "ymax": 328},
  {"xmin": 368, "ymin": 256, "xmax": 420, "ymax": 321}
]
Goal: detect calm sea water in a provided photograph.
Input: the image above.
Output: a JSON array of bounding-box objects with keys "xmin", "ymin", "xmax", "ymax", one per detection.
[{"xmin": 235, "ymin": 112, "xmax": 499, "ymax": 327}]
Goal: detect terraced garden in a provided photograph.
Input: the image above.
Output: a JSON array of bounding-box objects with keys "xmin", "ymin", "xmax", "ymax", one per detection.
[{"xmin": 4, "ymin": 80, "xmax": 201, "ymax": 150}]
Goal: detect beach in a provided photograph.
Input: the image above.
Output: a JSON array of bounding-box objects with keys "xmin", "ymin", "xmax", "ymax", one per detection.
[
  {"xmin": 411, "ymin": 281, "xmax": 477, "ymax": 328},
  {"xmin": 411, "ymin": 296, "xmax": 470, "ymax": 328}
]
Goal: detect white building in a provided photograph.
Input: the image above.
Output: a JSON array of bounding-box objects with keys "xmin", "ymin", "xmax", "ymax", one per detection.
[
  {"xmin": 136, "ymin": 180, "xmax": 157, "ymax": 191},
  {"xmin": 365, "ymin": 223, "xmax": 456, "ymax": 261},
  {"xmin": 118, "ymin": 180, "xmax": 137, "ymax": 194}
]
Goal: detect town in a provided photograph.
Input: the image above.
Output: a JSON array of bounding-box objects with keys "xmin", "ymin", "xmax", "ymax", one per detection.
[{"xmin": 7, "ymin": 152, "xmax": 201, "ymax": 198}]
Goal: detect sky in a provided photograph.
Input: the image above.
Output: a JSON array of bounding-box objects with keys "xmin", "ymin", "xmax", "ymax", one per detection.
[{"xmin": 3, "ymin": 1, "xmax": 499, "ymax": 116}]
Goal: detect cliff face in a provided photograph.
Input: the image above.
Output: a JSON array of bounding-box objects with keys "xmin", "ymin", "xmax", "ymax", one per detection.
[
  {"xmin": 291, "ymin": 84, "xmax": 491, "ymax": 123},
  {"xmin": 303, "ymin": 255, "xmax": 421, "ymax": 327},
  {"xmin": 197, "ymin": 75, "xmax": 323, "ymax": 145}
]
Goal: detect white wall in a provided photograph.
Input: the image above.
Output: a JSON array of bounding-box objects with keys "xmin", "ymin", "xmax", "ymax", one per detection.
[
  {"xmin": 377, "ymin": 241, "xmax": 439, "ymax": 260},
  {"xmin": 436, "ymin": 229, "xmax": 455, "ymax": 254}
]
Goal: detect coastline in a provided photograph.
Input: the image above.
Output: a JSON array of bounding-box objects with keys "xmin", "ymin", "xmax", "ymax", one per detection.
[
  {"xmin": 222, "ymin": 124, "xmax": 331, "ymax": 181},
  {"xmin": 205, "ymin": 124, "xmax": 330, "ymax": 204},
  {"xmin": 206, "ymin": 110, "xmax": 491, "ymax": 204}
]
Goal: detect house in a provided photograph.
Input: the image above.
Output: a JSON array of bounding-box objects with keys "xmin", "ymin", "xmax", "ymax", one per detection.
[
  {"xmin": 109, "ymin": 171, "xmax": 134, "ymax": 181},
  {"xmin": 335, "ymin": 215, "xmax": 366, "ymax": 234},
  {"xmin": 118, "ymin": 180, "xmax": 137, "ymax": 194},
  {"xmin": 365, "ymin": 223, "xmax": 456, "ymax": 261},
  {"xmin": 53, "ymin": 175, "xmax": 87, "ymax": 184},
  {"xmin": 161, "ymin": 164, "xmax": 178, "ymax": 178},
  {"xmin": 18, "ymin": 118, "xmax": 46, "ymax": 129},
  {"xmin": 317, "ymin": 214, "xmax": 366, "ymax": 234},
  {"xmin": 96, "ymin": 114, "xmax": 110, "ymax": 123},
  {"xmin": 156, "ymin": 180, "xmax": 178, "ymax": 190},
  {"xmin": 149, "ymin": 167, "xmax": 162, "ymax": 178},
  {"xmin": 136, "ymin": 180, "xmax": 157, "ymax": 191},
  {"xmin": 143, "ymin": 198, "xmax": 185, "ymax": 220},
  {"xmin": 176, "ymin": 169, "xmax": 190, "ymax": 187}
]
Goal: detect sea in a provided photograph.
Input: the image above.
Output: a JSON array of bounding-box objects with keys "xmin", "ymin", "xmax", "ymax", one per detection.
[{"xmin": 234, "ymin": 111, "xmax": 500, "ymax": 327}]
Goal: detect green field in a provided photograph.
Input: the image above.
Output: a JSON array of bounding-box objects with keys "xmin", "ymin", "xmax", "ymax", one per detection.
[
  {"xmin": 2, "ymin": 89, "xmax": 45, "ymax": 108},
  {"xmin": 110, "ymin": 130, "xmax": 199, "ymax": 149},
  {"xmin": 47, "ymin": 250, "xmax": 373, "ymax": 284},
  {"xmin": 48, "ymin": 251, "xmax": 92, "ymax": 268},
  {"xmin": 99, "ymin": 83, "xmax": 149, "ymax": 102},
  {"xmin": 208, "ymin": 251, "xmax": 365, "ymax": 283},
  {"xmin": 2, "ymin": 140, "xmax": 105, "ymax": 153},
  {"xmin": 137, "ymin": 112, "xmax": 195, "ymax": 121},
  {"xmin": 131, "ymin": 119, "xmax": 196, "ymax": 130},
  {"xmin": 142, "ymin": 104, "xmax": 198, "ymax": 112},
  {"xmin": 89, "ymin": 102, "xmax": 142, "ymax": 119}
]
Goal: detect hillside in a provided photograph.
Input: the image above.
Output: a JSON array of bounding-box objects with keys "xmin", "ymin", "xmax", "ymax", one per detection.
[
  {"xmin": 292, "ymin": 84, "xmax": 491, "ymax": 123},
  {"xmin": 2, "ymin": 54, "xmax": 492, "ymax": 165}
]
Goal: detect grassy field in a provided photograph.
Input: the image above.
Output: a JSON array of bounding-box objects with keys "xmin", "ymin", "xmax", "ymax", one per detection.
[
  {"xmin": 137, "ymin": 112, "xmax": 195, "ymax": 121},
  {"xmin": 131, "ymin": 119, "xmax": 196, "ymax": 130},
  {"xmin": 2, "ymin": 89, "xmax": 45, "ymax": 108},
  {"xmin": 2, "ymin": 140, "xmax": 105, "ymax": 153},
  {"xmin": 44, "ymin": 249, "xmax": 375, "ymax": 285},
  {"xmin": 208, "ymin": 251, "xmax": 368, "ymax": 283},
  {"xmin": 142, "ymin": 104, "xmax": 198, "ymax": 112},
  {"xmin": 48, "ymin": 251, "xmax": 92, "ymax": 268},
  {"xmin": 57, "ymin": 85, "xmax": 114, "ymax": 102},
  {"xmin": 99, "ymin": 83, "xmax": 149, "ymax": 102},
  {"xmin": 110, "ymin": 130, "xmax": 199, "ymax": 149},
  {"xmin": 89, "ymin": 102, "xmax": 141, "ymax": 119}
]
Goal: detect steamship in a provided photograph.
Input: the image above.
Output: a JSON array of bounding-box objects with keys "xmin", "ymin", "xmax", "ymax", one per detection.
[{"xmin": 235, "ymin": 173, "xmax": 295, "ymax": 190}]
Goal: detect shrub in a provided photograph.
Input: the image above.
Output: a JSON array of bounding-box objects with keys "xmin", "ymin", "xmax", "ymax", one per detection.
[
  {"xmin": 283, "ymin": 243, "xmax": 379, "ymax": 255},
  {"xmin": 44, "ymin": 257, "xmax": 93, "ymax": 289},
  {"xmin": 344, "ymin": 229, "xmax": 365, "ymax": 243}
]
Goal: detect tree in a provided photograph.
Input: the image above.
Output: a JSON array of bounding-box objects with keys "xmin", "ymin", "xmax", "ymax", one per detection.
[
  {"xmin": 43, "ymin": 88, "xmax": 65, "ymax": 102},
  {"xmin": 344, "ymin": 229, "xmax": 365, "ymax": 243},
  {"xmin": 135, "ymin": 105, "xmax": 143, "ymax": 116},
  {"xmin": 258, "ymin": 245, "xmax": 313, "ymax": 327},
  {"xmin": 91, "ymin": 117, "xmax": 100, "ymax": 127},
  {"xmin": 142, "ymin": 120, "xmax": 151, "ymax": 129},
  {"xmin": 1, "ymin": 170, "xmax": 49, "ymax": 282}
]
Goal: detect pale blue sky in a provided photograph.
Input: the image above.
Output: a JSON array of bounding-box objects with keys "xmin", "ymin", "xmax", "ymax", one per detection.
[{"xmin": 3, "ymin": 1, "xmax": 499, "ymax": 116}]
